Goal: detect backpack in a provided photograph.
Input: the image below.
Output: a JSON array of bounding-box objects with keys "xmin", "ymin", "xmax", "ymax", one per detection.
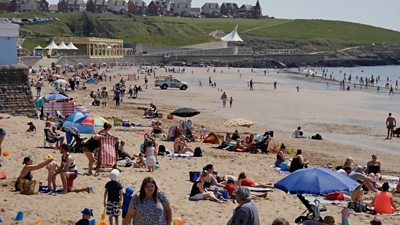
[
  {"xmin": 194, "ymin": 147, "xmax": 202, "ymax": 157},
  {"xmin": 158, "ymin": 145, "xmax": 166, "ymax": 156}
]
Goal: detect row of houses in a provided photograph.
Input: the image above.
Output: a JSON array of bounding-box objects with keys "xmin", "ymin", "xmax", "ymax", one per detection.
[{"xmin": 0, "ymin": 0, "xmax": 262, "ymax": 19}]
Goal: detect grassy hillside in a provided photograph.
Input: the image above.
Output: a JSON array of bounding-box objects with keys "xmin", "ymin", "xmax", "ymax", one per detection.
[{"xmin": 2, "ymin": 12, "xmax": 400, "ymax": 52}]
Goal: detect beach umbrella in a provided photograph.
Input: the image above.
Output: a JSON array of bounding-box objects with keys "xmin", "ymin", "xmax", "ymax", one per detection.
[
  {"xmin": 46, "ymin": 93, "xmax": 68, "ymax": 101},
  {"xmin": 171, "ymin": 108, "xmax": 200, "ymax": 118},
  {"xmin": 224, "ymin": 118, "xmax": 254, "ymax": 128},
  {"xmin": 63, "ymin": 112, "xmax": 95, "ymax": 134},
  {"xmin": 75, "ymin": 116, "xmax": 109, "ymax": 128},
  {"xmin": 274, "ymin": 168, "xmax": 359, "ymax": 195}
]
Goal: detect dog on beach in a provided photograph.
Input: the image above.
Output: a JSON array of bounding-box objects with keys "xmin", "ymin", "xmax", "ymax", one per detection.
[{"xmin": 26, "ymin": 122, "xmax": 36, "ymax": 132}]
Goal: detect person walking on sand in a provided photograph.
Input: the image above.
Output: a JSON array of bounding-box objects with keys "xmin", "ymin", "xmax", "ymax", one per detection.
[
  {"xmin": 249, "ymin": 79, "xmax": 253, "ymax": 90},
  {"xmin": 386, "ymin": 113, "xmax": 396, "ymax": 139},
  {"xmin": 274, "ymin": 81, "xmax": 277, "ymax": 90},
  {"xmin": 296, "ymin": 86, "xmax": 300, "ymax": 92},
  {"xmin": 389, "ymin": 85, "xmax": 394, "ymax": 95},
  {"xmin": 226, "ymin": 187, "xmax": 260, "ymax": 225},
  {"xmin": 229, "ymin": 97, "xmax": 233, "ymax": 108},
  {"xmin": 104, "ymin": 169, "xmax": 123, "ymax": 225},
  {"xmin": 220, "ymin": 92, "xmax": 227, "ymax": 107}
]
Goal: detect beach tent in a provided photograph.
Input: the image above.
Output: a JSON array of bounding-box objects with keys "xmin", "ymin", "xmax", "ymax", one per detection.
[
  {"xmin": 66, "ymin": 42, "xmax": 78, "ymax": 50},
  {"xmin": 45, "ymin": 41, "xmax": 59, "ymax": 50},
  {"xmin": 57, "ymin": 41, "xmax": 69, "ymax": 50},
  {"xmin": 221, "ymin": 25, "xmax": 244, "ymax": 42},
  {"xmin": 34, "ymin": 96, "xmax": 47, "ymax": 109}
]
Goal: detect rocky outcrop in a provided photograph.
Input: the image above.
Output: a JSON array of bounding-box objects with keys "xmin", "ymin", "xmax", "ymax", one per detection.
[{"xmin": 0, "ymin": 64, "xmax": 37, "ymax": 117}]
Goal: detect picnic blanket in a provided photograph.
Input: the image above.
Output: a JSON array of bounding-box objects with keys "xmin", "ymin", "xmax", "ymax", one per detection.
[
  {"xmin": 100, "ymin": 137, "xmax": 117, "ymax": 166},
  {"xmin": 43, "ymin": 101, "xmax": 74, "ymax": 116},
  {"xmin": 167, "ymin": 152, "xmax": 194, "ymax": 158},
  {"xmin": 247, "ymin": 187, "xmax": 273, "ymax": 193}
]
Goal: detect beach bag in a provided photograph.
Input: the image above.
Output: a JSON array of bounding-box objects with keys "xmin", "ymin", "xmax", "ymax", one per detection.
[
  {"xmin": 348, "ymin": 201, "xmax": 367, "ymax": 213},
  {"xmin": 158, "ymin": 145, "xmax": 166, "ymax": 156},
  {"xmin": 19, "ymin": 179, "xmax": 39, "ymax": 195},
  {"xmin": 189, "ymin": 171, "xmax": 201, "ymax": 182},
  {"xmin": 194, "ymin": 147, "xmax": 202, "ymax": 157}
]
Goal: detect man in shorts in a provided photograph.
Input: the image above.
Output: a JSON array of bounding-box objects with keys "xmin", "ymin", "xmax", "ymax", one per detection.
[{"xmin": 386, "ymin": 113, "xmax": 396, "ymax": 139}]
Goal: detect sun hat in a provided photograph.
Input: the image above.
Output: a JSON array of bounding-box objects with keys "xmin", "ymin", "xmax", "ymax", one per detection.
[
  {"xmin": 110, "ymin": 169, "xmax": 120, "ymax": 181},
  {"xmin": 81, "ymin": 208, "xmax": 93, "ymax": 216}
]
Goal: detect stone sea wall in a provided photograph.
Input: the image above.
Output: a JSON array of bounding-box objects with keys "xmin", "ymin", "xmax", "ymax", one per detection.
[{"xmin": 0, "ymin": 64, "xmax": 37, "ymax": 117}]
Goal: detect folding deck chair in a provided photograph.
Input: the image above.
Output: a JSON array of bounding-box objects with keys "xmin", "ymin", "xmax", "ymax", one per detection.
[{"xmin": 95, "ymin": 136, "xmax": 118, "ymax": 175}]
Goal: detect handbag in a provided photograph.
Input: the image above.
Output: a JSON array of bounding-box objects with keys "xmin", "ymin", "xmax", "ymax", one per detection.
[
  {"xmin": 19, "ymin": 179, "xmax": 39, "ymax": 195},
  {"xmin": 348, "ymin": 201, "xmax": 367, "ymax": 213}
]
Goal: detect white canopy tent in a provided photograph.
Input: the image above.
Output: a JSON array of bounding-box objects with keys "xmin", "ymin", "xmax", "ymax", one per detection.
[
  {"xmin": 221, "ymin": 25, "xmax": 244, "ymax": 42},
  {"xmin": 34, "ymin": 45, "xmax": 44, "ymax": 49},
  {"xmin": 66, "ymin": 42, "xmax": 78, "ymax": 50},
  {"xmin": 45, "ymin": 40, "xmax": 60, "ymax": 50},
  {"xmin": 57, "ymin": 41, "xmax": 69, "ymax": 50}
]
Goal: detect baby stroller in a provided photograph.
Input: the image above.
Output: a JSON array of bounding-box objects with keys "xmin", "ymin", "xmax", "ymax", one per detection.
[
  {"xmin": 64, "ymin": 127, "xmax": 87, "ymax": 153},
  {"xmin": 294, "ymin": 195, "xmax": 327, "ymax": 223}
]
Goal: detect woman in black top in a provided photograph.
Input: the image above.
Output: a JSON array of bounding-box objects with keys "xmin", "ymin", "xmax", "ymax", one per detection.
[
  {"xmin": 289, "ymin": 149, "xmax": 308, "ymax": 173},
  {"xmin": 189, "ymin": 171, "xmax": 221, "ymax": 202},
  {"xmin": 275, "ymin": 144, "xmax": 286, "ymax": 168},
  {"xmin": 15, "ymin": 156, "xmax": 53, "ymax": 191}
]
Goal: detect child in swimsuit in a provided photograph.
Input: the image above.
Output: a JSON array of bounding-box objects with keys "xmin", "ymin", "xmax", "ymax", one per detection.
[
  {"xmin": 134, "ymin": 153, "xmax": 146, "ymax": 168},
  {"xmin": 46, "ymin": 160, "xmax": 58, "ymax": 192}
]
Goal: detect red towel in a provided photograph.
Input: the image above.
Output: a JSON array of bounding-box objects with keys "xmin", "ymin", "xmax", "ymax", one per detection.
[{"xmin": 100, "ymin": 137, "xmax": 117, "ymax": 166}]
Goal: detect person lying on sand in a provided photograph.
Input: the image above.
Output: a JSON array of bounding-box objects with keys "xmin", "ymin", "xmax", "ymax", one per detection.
[{"xmin": 237, "ymin": 172, "xmax": 274, "ymax": 189}]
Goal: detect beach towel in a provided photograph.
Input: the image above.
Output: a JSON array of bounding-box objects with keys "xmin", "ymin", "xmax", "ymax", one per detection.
[
  {"xmin": 167, "ymin": 152, "xmax": 194, "ymax": 158},
  {"xmin": 99, "ymin": 137, "xmax": 117, "ymax": 167},
  {"xmin": 74, "ymin": 105, "xmax": 90, "ymax": 113},
  {"xmin": 247, "ymin": 187, "xmax": 273, "ymax": 193}
]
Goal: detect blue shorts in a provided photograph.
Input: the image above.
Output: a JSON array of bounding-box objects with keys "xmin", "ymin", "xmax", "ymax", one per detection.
[{"xmin": 0, "ymin": 128, "xmax": 6, "ymax": 137}]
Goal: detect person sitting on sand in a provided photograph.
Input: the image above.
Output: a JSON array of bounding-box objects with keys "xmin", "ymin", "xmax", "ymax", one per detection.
[
  {"xmin": 232, "ymin": 129, "xmax": 240, "ymax": 141},
  {"xmin": 366, "ymin": 154, "xmax": 382, "ymax": 180},
  {"xmin": 224, "ymin": 179, "xmax": 237, "ymax": 198},
  {"xmin": 237, "ymin": 172, "xmax": 274, "ymax": 189},
  {"xmin": 152, "ymin": 121, "xmax": 164, "ymax": 139},
  {"xmin": 134, "ymin": 153, "xmax": 146, "ymax": 168},
  {"xmin": 369, "ymin": 182, "xmax": 398, "ymax": 214},
  {"xmin": 289, "ymin": 149, "xmax": 309, "ymax": 173},
  {"xmin": 203, "ymin": 164, "xmax": 225, "ymax": 188},
  {"xmin": 189, "ymin": 171, "xmax": 222, "ymax": 203},
  {"xmin": 76, "ymin": 208, "xmax": 94, "ymax": 225},
  {"xmin": 292, "ymin": 127, "xmax": 305, "ymax": 138},
  {"xmin": 118, "ymin": 141, "xmax": 135, "ymax": 160},
  {"xmin": 173, "ymin": 137, "xmax": 193, "ymax": 153},
  {"xmin": 275, "ymin": 144, "xmax": 286, "ymax": 168},
  {"xmin": 15, "ymin": 156, "xmax": 54, "ymax": 191},
  {"xmin": 243, "ymin": 134, "xmax": 255, "ymax": 152},
  {"xmin": 218, "ymin": 132, "xmax": 232, "ymax": 149}
]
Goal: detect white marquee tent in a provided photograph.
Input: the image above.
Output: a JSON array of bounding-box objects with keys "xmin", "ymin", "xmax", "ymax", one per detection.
[
  {"xmin": 57, "ymin": 41, "xmax": 69, "ymax": 50},
  {"xmin": 221, "ymin": 25, "xmax": 244, "ymax": 42},
  {"xmin": 67, "ymin": 42, "xmax": 78, "ymax": 50},
  {"xmin": 45, "ymin": 41, "xmax": 59, "ymax": 50}
]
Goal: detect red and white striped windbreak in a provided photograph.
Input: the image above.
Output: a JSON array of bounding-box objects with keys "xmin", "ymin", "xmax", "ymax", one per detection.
[{"xmin": 100, "ymin": 137, "xmax": 117, "ymax": 166}]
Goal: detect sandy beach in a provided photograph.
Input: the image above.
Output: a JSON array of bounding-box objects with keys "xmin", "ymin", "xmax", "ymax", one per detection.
[{"xmin": 0, "ymin": 65, "xmax": 399, "ymax": 225}]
